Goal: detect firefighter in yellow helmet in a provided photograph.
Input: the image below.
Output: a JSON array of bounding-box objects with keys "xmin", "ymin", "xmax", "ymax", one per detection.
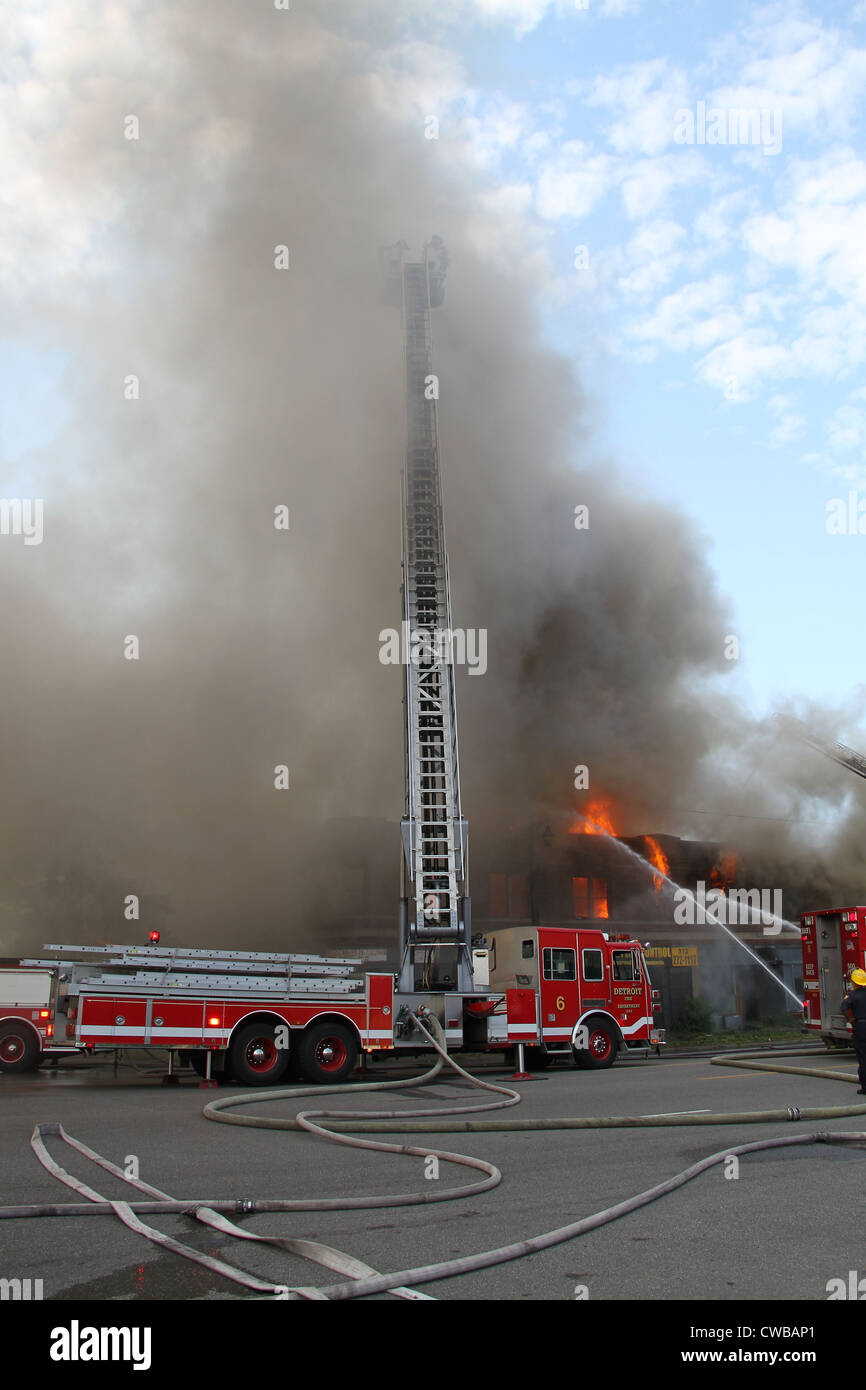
[{"xmin": 842, "ymin": 968, "xmax": 866, "ymax": 1094}]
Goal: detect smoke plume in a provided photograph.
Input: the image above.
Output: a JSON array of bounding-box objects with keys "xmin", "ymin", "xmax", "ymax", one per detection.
[{"xmin": 1, "ymin": 1, "xmax": 863, "ymax": 956}]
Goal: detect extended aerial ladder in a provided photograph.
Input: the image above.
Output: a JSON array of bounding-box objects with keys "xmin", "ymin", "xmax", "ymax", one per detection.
[
  {"xmin": 775, "ymin": 714, "xmax": 866, "ymax": 783},
  {"xmin": 384, "ymin": 240, "xmax": 473, "ymax": 993}
]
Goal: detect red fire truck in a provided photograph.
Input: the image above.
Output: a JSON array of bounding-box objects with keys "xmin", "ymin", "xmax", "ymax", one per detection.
[
  {"xmin": 0, "ymin": 926, "xmax": 661, "ymax": 1082},
  {"xmin": 0, "ymin": 966, "xmax": 60, "ymax": 1072},
  {"xmin": 801, "ymin": 906, "xmax": 866, "ymax": 1043},
  {"xmin": 486, "ymin": 925, "xmax": 660, "ymax": 1068}
]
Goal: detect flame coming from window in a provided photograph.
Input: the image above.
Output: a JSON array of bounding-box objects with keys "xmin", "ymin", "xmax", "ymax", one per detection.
[
  {"xmin": 573, "ymin": 875, "xmax": 609, "ymax": 919},
  {"xmin": 569, "ymin": 800, "xmax": 617, "ymax": 836},
  {"xmin": 593, "ymin": 877, "xmax": 609, "ymax": 919},
  {"xmin": 710, "ymin": 852, "xmax": 738, "ymax": 893},
  {"xmin": 644, "ymin": 836, "xmax": 669, "ymax": 893}
]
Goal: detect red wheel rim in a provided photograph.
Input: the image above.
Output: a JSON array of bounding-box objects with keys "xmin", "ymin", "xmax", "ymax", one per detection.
[
  {"xmin": 588, "ymin": 1029, "xmax": 612, "ymax": 1060},
  {"xmin": 0, "ymin": 1033, "xmax": 26, "ymax": 1064},
  {"xmin": 245, "ymin": 1036, "xmax": 279, "ymax": 1072},
  {"xmin": 315, "ymin": 1036, "xmax": 348, "ymax": 1072}
]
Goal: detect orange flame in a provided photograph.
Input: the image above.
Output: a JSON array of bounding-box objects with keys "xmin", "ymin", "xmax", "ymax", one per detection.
[
  {"xmin": 593, "ymin": 877, "xmax": 609, "ymax": 919},
  {"xmin": 569, "ymin": 800, "xmax": 617, "ymax": 837},
  {"xmin": 710, "ymin": 852, "xmax": 738, "ymax": 893},
  {"xmin": 644, "ymin": 836, "xmax": 669, "ymax": 893}
]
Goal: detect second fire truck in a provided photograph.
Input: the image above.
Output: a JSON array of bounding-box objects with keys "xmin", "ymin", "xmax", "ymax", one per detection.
[{"xmin": 801, "ymin": 906, "xmax": 866, "ymax": 1044}]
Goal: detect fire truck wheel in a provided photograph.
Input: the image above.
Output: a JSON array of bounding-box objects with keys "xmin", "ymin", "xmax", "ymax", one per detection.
[
  {"xmin": 572, "ymin": 1020, "xmax": 618, "ymax": 1070},
  {"xmin": 296, "ymin": 1021, "xmax": 359, "ymax": 1084},
  {"xmin": 0, "ymin": 1023, "xmax": 41, "ymax": 1073},
  {"xmin": 187, "ymin": 1050, "xmax": 233, "ymax": 1084},
  {"xmin": 228, "ymin": 1024, "xmax": 291, "ymax": 1087}
]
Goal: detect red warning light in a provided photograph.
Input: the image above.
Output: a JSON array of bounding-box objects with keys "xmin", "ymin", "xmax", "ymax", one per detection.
[
  {"xmin": 149, "ymin": 931, "xmax": 160, "ymax": 945},
  {"xmin": 207, "ymin": 1016, "xmax": 220, "ymax": 1027}
]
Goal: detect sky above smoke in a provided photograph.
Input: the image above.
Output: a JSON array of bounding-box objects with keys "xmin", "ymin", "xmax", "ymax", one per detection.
[{"xmin": 1, "ymin": 1, "xmax": 864, "ymax": 955}]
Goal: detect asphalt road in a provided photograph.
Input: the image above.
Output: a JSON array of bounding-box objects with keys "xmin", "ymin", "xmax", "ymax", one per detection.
[{"xmin": 2, "ymin": 1048, "xmax": 864, "ymax": 1303}]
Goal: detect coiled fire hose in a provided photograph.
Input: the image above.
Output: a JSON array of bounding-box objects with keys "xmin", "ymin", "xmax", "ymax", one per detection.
[{"xmin": 5, "ymin": 1025, "xmax": 866, "ymax": 1298}]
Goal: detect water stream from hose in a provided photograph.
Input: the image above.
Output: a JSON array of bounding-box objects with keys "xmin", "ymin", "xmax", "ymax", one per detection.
[{"xmin": 575, "ymin": 818, "xmax": 804, "ymax": 1011}]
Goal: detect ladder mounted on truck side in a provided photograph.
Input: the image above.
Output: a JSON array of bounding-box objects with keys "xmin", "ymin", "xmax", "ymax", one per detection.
[
  {"xmin": 384, "ymin": 239, "xmax": 473, "ymax": 994},
  {"xmin": 21, "ymin": 944, "xmax": 366, "ymax": 999}
]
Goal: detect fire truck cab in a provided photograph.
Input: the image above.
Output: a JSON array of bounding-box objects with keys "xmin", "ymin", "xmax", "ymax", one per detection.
[
  {"xmin": 487, "ymin": 925, "xmax": 662, "ymax": 1068},
  {"xmin": 801, "ymin": 906, "xmax": 866, "ymax": 1043},
  {"xmin": 0, "ymin": 965, "xmax": 61, "ymax": 1072}
]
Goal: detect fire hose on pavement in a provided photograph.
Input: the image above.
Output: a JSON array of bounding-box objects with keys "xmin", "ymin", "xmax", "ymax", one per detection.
[{"xmin": 4, "ymin": 1022, "xmax": 866, "ymax": 1299}]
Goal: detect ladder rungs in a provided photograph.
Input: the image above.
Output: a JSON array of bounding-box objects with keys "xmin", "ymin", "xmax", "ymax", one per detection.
[
  {"xmin": 40, "ymin": 944, "xmax": 362, "ymax": 967},
  {"xmin": 73, "ymin": 974, "xmax": 363, "ymax": 995}
]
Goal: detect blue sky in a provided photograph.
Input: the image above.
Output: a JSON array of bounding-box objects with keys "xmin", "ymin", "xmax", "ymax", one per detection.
[
  {"xmin": 381, "ymin": 0, "xmax": 866, "ymax": 730},
  {"xmin": 4, "ymin": 0, "xmax": 866, "ymax": 733}
]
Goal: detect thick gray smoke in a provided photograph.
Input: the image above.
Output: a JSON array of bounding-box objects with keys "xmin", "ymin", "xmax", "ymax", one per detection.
[{"xmin": 1, "ymin": 1, "xmax": 863, "ymax": 956}]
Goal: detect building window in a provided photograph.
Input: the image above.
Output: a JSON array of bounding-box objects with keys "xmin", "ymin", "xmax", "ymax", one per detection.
[
  {"xmin": 593, "ymin": 878, "xmax": 608, "ymax": 920},
  {"xmin": 572, "ymin": 877, "xmax": 589, "ymax": 919},
  {"xmin": 575, "ymin": 877, "xmax": 608, "ymax": 919}
]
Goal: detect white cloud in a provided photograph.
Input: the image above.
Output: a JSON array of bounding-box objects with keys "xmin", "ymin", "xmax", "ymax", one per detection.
[
  {"xmin": 434, "ymin": 0, "xmax": 644, "ymax": 30},
  {"xmin": 742, "ymin": 152, "xmax": 866, "ymax": 309},
  {"xmin": 617, "ymin": 218, "xmax": 686, "ymax": 298},
  {"xmin": 618, "ymin": 150, "xmax": 709, "ymax": 220},
  {"xmin": 790, "ymin": 301, "xmax": 866, "ymax": 378},
  {"xmin": 828, "ymin": 399, "xmax": 866, "ymax": 453},
  {"xmin": 696, "ymin": 330, "xmax": 795, "ymax": 398},
  {"xmin": 575, "ymin": 59, "xmax": 690, "ymax": 156},
  {"xmin": 451, "ymin": 0, "xmax": 554, "ymax": 36},
  {"xmin": 599, "ymin": 0, "xmax": 643, "ymax": 15},
  {"xmin": 812, "ymin": 388, "xmax": 866, "ymax": 486},
  {"xmin": 693, "ymin": 190, "xmax": 756, "ymax": 249},
  {"xmin": 716, "ymin": 14, "xmax": 866, "ymax": 141},
  {"xmin": 534, "ymin": 142, "xmax": 619, "ymax": 220},
  {"xmin": 766, "ymin": 393, "xmax": 807, "ymax": 446},
  {"xmin": 461, "ymin": 98, "xmax": 537, "ymax": 168},
  {"xmin": 625, "ymin": 275, "xmax": 742, "ymax": 354}
]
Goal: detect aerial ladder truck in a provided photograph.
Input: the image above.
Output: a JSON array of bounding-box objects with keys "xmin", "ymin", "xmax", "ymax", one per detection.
[{"xmin": 0, "ymin": 242, "xmax": 660, "ymax": 1082}]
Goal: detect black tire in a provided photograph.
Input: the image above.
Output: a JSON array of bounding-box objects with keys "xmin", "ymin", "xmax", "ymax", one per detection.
[
  {"xmin": 187, "ymin": 1050, "xmax": 233, "ymax": 1083},
  {"xmin": 295, "ymin": 1021, "xmax": 359, "ymax": 1085},
  {"xmin": 526, "ymin": 1046, "xmax": 551, "ymax": 1070},
  {"xmin": 0, "ymin": 1023, "xmax": 42, "ymax": 1073},
  {"xmin": 228, "ymin": 1023, "xmax": 291, "ymax": 1087},
  {"xmin": 572, "ymin": 1019, "xmax": 618, "ymax": 1071}
]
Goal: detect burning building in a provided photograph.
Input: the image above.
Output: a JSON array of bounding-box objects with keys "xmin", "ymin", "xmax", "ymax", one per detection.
[{"xmin": 470, "ymin": 807, "xmax": 805, "ymax": 1033}]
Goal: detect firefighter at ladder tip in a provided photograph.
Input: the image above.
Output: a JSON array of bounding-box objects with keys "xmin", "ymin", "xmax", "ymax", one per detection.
[{"xmin": 842, "ymin": 968, "xmax": 866, "ymax": 1094}]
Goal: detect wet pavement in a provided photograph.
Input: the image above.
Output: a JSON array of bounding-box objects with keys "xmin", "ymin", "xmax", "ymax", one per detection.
[{"xmin": 2, "ymin": 1049, "xmax": 864, "ymax": 1301}]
